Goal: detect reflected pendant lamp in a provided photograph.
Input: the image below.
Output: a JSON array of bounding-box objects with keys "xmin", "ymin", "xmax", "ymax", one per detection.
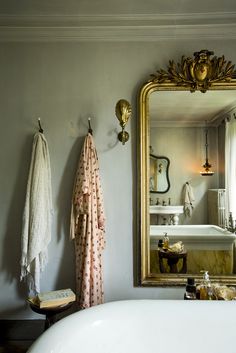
[{"xmin": 200, "ymin": 128, "xmax": 214, "ymax": 176}]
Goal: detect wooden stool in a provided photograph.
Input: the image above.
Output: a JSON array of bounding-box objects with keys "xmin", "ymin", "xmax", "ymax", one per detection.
[
  {"xmin": 158, "ymin": 249, "xmax": 187, "ymax": 273},
  {"xmin": 30, "ymin": 302, "xmax": 74, "ymax": 331}
]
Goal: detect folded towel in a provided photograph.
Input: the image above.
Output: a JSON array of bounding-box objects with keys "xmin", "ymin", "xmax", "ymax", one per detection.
[
  {"xmin": 183, "ymin": 183, "xmax": 195, "ymax": 217},
  {"xmin": 168, "ymin": 241, "xmax": 185, "ymax": 253}
]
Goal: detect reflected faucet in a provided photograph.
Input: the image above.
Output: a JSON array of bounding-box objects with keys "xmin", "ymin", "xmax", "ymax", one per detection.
[{"xmin": 156, "ymin": 198, "xmax": 160, "ymax": 205}]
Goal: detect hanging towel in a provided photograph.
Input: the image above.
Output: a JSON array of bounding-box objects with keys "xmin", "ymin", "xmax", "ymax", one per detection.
[
  {"xmin": 70, "ymin": 133, "xmax": 105, "ymax": 309},
  {"xmin": 20, "ymin": 132, "xmax": 52, "ymax": 294},
  {"xmin": 183, "ymin": 183, "xmax": 195, "ymax": 217}
]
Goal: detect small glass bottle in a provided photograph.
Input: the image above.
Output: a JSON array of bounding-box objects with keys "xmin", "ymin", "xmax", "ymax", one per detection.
[
  {"xmin": 163, "ymin": 232, "xmax": 169, "ymax": 250},
  {"xmin": 199, "ymin": 271, "xmax": 213, "ymax": 300},
  {"xmin": 184, "ymin": 278, "xmax": 197, "ymax": 300},
  {"xmin": 158, "ymin": 239, "xmax": 163, "ymax": 249}
]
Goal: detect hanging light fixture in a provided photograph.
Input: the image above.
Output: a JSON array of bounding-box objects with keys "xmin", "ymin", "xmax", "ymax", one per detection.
[{"xmin": 200, "ymin": 125, "xmax": 214, "ymax": 176}]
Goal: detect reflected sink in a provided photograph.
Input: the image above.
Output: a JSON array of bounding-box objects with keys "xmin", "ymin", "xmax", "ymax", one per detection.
[{"xmin": 149, "ymin": 205, "xmax": 184, "ymax": 215}]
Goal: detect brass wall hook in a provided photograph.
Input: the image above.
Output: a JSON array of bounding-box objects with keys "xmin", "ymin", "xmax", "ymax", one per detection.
[
  {"xmin": 38, "ymin": 117, "xmax": 44, "ymax": 133},
  {"xmin": 115, "ymin": 99, "xmax": 132, "ymax": 145}
]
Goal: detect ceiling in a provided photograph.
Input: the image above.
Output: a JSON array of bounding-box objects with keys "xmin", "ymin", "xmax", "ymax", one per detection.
[
  {"xmin": 149, "ymin": 90, "xmax": 236, "ymax": 127},
  {"xmin": 1, "ymin": 1, "xmax": 236, "ymax": 42},
  {"xmin": 1, "ymin": 3, "xmax": 236, "ymax": 106},
  {"xmin": 1, "ymin": 0, "xmax": 236, "ymax": 16}
]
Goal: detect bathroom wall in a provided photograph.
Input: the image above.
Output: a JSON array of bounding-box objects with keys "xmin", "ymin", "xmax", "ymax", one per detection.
[
  {"xmin": 150, "ymin": 126, "xmax": 219, "ymax": 225},
  {"xmin": 0, "ymin": 35, "xmax": 236, "ymax": 318}
]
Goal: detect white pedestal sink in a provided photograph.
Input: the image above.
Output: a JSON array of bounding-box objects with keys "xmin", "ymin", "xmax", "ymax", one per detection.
[{"xmin": 150, "ymin": 205, "xmax": 184, "ymax": 225}]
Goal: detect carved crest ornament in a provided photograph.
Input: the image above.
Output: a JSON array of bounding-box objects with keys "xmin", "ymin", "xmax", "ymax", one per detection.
[{"xmin": 150, "ymin": 49, "xmax": 236, "ymax": 93}]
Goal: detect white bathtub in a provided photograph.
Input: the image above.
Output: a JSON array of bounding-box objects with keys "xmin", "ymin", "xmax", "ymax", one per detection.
[
  {"xmin": 28, "ymin": 300, "xmax": 236, "ymax": 353},
  {"xmin": 150, "ymin": 225, "xmax": 236, "ymax": 250}
]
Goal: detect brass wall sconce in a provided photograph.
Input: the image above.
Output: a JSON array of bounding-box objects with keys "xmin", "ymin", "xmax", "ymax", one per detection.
[
  {"xmin": 115, "ymin": 99, "xmax": 132, "ymax": 145},
  {"xmin": 200, "ymin": 127, "xmax": 214, "ymax": 176}
]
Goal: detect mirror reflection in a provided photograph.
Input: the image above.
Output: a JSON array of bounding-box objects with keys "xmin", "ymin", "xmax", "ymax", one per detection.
[
  {"xmin": 149, "ymin": 90, "xmax": 236, "ymax": 277},
  {"xmin": 149, "ymin": 90, "xmax": 232, "ymax": 225}
]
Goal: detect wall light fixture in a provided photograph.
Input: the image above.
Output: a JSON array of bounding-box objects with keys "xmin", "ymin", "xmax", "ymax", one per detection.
[{"xmin": 115, "ymin": 99, "xmax": 132, "ymax": 145}]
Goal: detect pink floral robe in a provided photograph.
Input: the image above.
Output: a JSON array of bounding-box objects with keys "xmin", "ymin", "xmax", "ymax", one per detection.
[{"xmin": 70, "ymin": 133, "xmax": 105, "ymax": 309}]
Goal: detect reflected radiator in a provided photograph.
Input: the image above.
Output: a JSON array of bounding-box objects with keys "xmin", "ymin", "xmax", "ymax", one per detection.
[{"xmin": 208, "ymin": 189, "xmax": 226, "ymax": 227}]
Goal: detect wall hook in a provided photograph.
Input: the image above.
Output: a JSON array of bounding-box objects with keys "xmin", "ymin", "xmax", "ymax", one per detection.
[
  {"xmin": 38, "ymin": 117, "xmax": 44, "ymax": 133},
  {"xmin": 88, "ymin": 117, "xmax": 93, "ymax": 135}
]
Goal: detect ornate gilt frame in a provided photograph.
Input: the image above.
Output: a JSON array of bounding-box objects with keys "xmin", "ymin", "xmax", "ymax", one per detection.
[{"xmin": 138, "ymin": 50, "xmax": 236, "ymax": 286}]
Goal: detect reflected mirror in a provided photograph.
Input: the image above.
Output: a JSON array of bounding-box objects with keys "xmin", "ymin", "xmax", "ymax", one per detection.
[
  {"xmin": 138, "ymin": 50, "xmax": 236, "ymax": 286},
  {"xmin": 150, "ymin": 154, "xmax": 170, "ymax": 193}
]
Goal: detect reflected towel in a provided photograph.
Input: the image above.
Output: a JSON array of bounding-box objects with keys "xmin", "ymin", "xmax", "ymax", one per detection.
[{"xmin": 183, "ymin": 183, "xmax": 195, "ymax": 217}]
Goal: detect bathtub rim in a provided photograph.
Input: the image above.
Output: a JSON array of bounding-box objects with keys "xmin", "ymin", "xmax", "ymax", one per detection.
[
  {"xmin": 150, "ymin": 224, "xmax": 235, "ymax": 236},
  {"xmin": 150, "ymin": 224, "xmax": 236, "ymax": 250},
  {"xmin": 27, "ymin": 299, "xmax": 236, "ymax": 353}
]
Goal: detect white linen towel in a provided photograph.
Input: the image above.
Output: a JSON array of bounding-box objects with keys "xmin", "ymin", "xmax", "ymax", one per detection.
[
  {"xmin": 183, "ymin": 182, "xmax": 195, "ymax": 217},
  {"xmin": 20, "ymin": 132, "xmax": 52, "ymax": 294}
]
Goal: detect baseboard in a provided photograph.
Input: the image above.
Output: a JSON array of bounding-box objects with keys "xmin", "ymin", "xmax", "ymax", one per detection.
[{"xmin": 0, "ymin": 320, "xmax": 44, "ymax": 343}]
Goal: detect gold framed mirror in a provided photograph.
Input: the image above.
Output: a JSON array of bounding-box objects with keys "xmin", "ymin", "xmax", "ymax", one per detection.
[{"xmin": 138, "ymin": 50, "xmax": 236, "ymax": 286}]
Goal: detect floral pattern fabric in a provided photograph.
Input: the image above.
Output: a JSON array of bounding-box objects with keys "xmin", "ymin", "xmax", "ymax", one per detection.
[{"xmin": 70, "ymin": 133, "xmax": 105, "ymax": 309}]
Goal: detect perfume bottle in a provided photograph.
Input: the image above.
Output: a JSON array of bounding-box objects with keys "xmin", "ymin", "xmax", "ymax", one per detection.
[
  {"xmin": 163, "ymin": 232, "xmax": 169, "ymax": 250},
  {"xmin": 199, "ymin": 271, "xmax": 213, "ymax": 300}
]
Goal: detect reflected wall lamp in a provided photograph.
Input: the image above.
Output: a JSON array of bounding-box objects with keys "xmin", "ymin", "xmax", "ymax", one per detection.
[
  {"xmin": 115, "ymin": 99, "xmax": 132, "ymax": 145},
  {"xmin": 200, "ymin": 127, "xmax": 214, "ymax": 176}
]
